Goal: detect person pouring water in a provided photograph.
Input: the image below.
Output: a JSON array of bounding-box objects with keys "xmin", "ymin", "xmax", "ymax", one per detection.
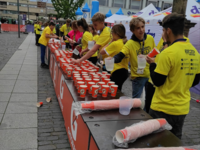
[
  {"xmin": 107, "ymin": 17, "xmax": 155, "ymax": 98},
  {"xmin": 100, "ymin": 24, "xmax": 129, "ymax": 91}
]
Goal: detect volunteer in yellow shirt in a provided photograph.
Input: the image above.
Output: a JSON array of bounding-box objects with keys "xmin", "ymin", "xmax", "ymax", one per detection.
[
  {"xmin": 39, "ymin": 22, "xmax": 58, "ymax": 68},
  {"xmin": 75, "ymin": 18, "xmax": 97, "ymax": 65},
  {"xmin": 36, "ymin": 21, "xmax": 42, "ymax": 46},
  {"xmin": 72, "ymin": 13, "xmax": 112, "ymax": 64},
  {"xmin": 111, "ymin": 17, "xmax": 155, "ymax": 98},
  {"xmin": 100, "ymin": 24, "xmax": 129, "ymax": 91},
  {"xmin": 146, "ymin": 13, "xmax": 200, "ymax": 139},
  {"xmin": 145, "ymin": 33, "xmax": 191, "ymax": 113},
  {"xmin": 60, "ymin": 19, "xmax": 72, "ymax": 49},
  {"xmin": 34, "ymin": 21, "xmax": 38, "ymax": 45}
]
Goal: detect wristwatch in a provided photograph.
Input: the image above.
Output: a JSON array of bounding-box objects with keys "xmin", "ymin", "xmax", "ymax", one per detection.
[{"xmin": 163, "ymin": 42, "xmax": 168, "ymax": 46}]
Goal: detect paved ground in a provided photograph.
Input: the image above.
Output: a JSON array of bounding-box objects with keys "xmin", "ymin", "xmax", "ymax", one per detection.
[{"xmin": 0, "ymin": 32, "xmax": 199, "ymax": 149}]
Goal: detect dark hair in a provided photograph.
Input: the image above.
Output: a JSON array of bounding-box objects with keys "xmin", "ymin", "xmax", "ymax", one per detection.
[
  {"xmin": 88, "ymin": 24, "xmax": 97, "ymax": 36},
  {"xmin": 162, "ymin": 13, "xmax": 185, "ymax": 36},
  {"xmin": 49, "ymin": 22, "xmax": 55, "ymax": 26},
  {"xmin": 71, "ymin": 21, "xmax": 78, "ymax": 29},
  {"xmin": 112, "ymin": 24, "xmax": 127, "ymax": 44},
  {"xmin": 66, "ymin": 19, "xmax": 71, "ymax": 24},
  {"xmin": 77, "ymin": 18, "xmax": 89, "ymax": 31}
]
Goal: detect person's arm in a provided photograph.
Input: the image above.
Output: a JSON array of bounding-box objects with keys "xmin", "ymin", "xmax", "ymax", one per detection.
[
  {"xmin": 80, "ymin": 47, "xmax": 89, "ymax": 56},
  {"xmin": 192, "ymin": 74, "xmax": 200, "ymax": 87},
  {"xmin": 45, "ymin": 34, "xmax": 58, "ymax": 38},
  {"xmin": 100, "ymin": 42, "xmax": 111, "ymax": 55}
]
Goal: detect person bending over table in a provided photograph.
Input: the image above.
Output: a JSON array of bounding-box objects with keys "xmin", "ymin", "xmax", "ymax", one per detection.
[
  {"xmin": 60, "ymin": 19, "xmax": 72, "ymax": 49},
  {"xmin": 146, "ymin": 13, "xmax": 200, "ymax": 139},
  {"xmin": 145, "ymin": 32, "xmax": 190, "ymax": 113},
  {"xmin": 71, "ymin": 13, "xmax": 112, "ymax": 65},
  {"xmin": 107, "ymin": 17, "xmax": 155, "ymax": 98},
  {"xmin": 39, "ymin": 22, "xmax": 58, "ymax": 68},
  {"xmin": 74, "ymin": 18, "xmax": 98, "ymax": 65},
  {"xmin": 101, "ymin": 24, "xmax": 129, "ymax": 91}
]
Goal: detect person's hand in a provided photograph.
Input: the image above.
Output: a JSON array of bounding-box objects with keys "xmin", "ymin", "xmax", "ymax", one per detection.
[
  {"xmin": 80, "ymin": 51, "xmax": 84, "ymax": 57},
  {"xmin": 59, "ymin": 37, "xmax": 62, "ymax": 40},
  {"xmin": 76, "ymin": 45, "xmax": 81, "ymax": 50},
  {"xmin": 146, "ymin": 56, "xmax": 155, "ymax": 64},
  {"xmin": 54, "ymin": 35, "xmax": 58, "ymax": 39},
  {"xmin": 106, "ymin": 57, "xmax": 113, "ymax": 60},
  {"xmin": 71, "ymin": 58, "xmax": 81, "ymax": 64}
]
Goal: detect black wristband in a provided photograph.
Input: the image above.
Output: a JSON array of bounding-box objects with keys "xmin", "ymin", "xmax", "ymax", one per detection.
[{"xmin": 163, "ymin": 42, "xmax": 168, "ymax": 46}]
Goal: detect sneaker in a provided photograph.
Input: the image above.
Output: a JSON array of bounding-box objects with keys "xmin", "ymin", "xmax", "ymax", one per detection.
[{"xmin": 41, "ymin": 63, "xmax": 49, "ymax": 69}]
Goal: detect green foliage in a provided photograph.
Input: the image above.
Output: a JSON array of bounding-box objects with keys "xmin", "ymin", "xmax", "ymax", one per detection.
[{"xmin": 51, "ymin": 0, "xmax": 84, "ymax": 20}]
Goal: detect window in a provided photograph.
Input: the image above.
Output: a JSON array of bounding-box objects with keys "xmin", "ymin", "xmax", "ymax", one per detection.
[
  {"xmin": 47, "ymin": 7, "xmax": 55, "ymax": 10},
  {"xmin": 20, "ymin": 4, "xmax": 27, "ymax": 7},
  {"xmin": 98, "ymin": 0, "xmax": 108, "ymax": 6},
  {"xmin": 0, "ymin": 2, "xmax": 7, "ymax": 5},
  {"xmin": 130, "ymin": 0, "xmax": 142, "ymax": 10},
  {"xmin": 113, "ymin": 0, "xmax": 126, "ymax": 8},
  {"xmin": 162, "ymin": 3, "xmax": 172, "ymax": 10},
  {"xmin": 9, "ymin": 2, "xmax": 17, "ymax": 6},
  {"xmin": 29, "ymin": 5, "xmax": 37, "ymax": 8},
  {"xmin": 147, "ymin": 1, "xmax": 157, "ymax": 7}
]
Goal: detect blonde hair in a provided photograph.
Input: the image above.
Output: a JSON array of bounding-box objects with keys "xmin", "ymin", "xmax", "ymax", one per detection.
[
  {"xmin": 129, "ymin": 17, "xmax": 145, "ymax": 32},
  {"xmin": 92, "ymin": 12, "xmax": 105, "ymax": 22}
]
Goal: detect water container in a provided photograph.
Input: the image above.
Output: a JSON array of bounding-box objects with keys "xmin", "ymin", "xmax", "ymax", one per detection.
[{"xmin": 91, "ymin": 0, "xmax": 99, "ymax": 18}]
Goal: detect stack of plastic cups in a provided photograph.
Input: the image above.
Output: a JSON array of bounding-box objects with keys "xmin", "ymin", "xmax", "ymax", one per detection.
[
  {"xmin": 97, "ymin": 82, "xmax": 105, "ymax": 94},
  {"xmin": 105, "ymin": 73, "xmax": 111, "ymax": 79},
  {"xmin": 73, "ymin": 73, "xmax": 80, "ymax": 81},
  {"xmin": 77, "ymin": 81, "xmax": 85, "ymax": 93},
  {"xmin": 88, "ymin": 82, "xmax": 95, "ymax": 94},
  {"xmin": 93, "ymin": 78, "xmax": 100, "ymax": 85},
  {"xmin": 104, "ymin": 79, "xmax": 111, "ymax": 85},
  {"xmin": 85, "ymin": 78, "xmax": 92, "ymax": 86},
  {"xmin": 102, "ymin": 71, "xmax": 107, "ymax": 75},
  {"xmin": 75, "ymin": 77, "xmax": 83, "ymax": 87}
]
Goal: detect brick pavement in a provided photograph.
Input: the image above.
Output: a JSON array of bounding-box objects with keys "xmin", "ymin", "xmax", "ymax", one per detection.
[
  {"xmin": 122, "ymin": 78, "xmax": 200, "ymax": 146},
  {"xmin": 0, "ymin": 32, "xmax": 27, "ymax": 71},
  {"xmin": 37, "ymin": 47, "xmax": 71, "ymax": 150}
]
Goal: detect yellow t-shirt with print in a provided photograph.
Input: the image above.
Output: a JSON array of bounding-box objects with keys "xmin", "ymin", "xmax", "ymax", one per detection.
[
  {"xmin": 82, "ymin": 31, "xmax": 97, "ymax": 57},
  {"xmin": 60, "ymin": 24, "xmax": 72, "ymax": 43},
  {"xmin": 36, "ymin": 24, "xmax": 41, "ymax": 35},
  {"xmin": 151, "ymin": 41, "xmax": 200, "ymax": 115},
  {"xmin": 39, "ymin": 26, "xmax": 53, "ymax": 46},
  {"xmin": 34, "ymin": 24, "xmax": 37, "ymax": 31},
  {"xmin": 96, "ymin": 27, "xmax": 112, "ymax": 60},
  {"xmin": 121, "ymin": 34, "xmax": 155, "ymax": 79},
  {"xmin": 149, "ymin": 36, "xmax": 191, "ymax": 85},
  {"xmin": 105, "ymin": 39, "xmax": 129, "ymax": 74}
]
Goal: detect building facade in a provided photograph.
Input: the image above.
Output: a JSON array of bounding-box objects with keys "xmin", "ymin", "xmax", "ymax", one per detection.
[
  {"xmin": 84, "ymin": 0, "xmax": 173, "ymax": 16},
  {"xmin": 0, "ymin": 0, "xmax": 56, "ymax": 21}
]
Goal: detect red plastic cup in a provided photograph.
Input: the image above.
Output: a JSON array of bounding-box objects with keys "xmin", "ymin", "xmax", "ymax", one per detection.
[
  {"xmin": 110, "ymin": 85, "xmax": 118, "ymax": 97},
  {"xmin": 108, "ymin": 82, "xmax": 115, "ymax": 93},
  {"xmin": 92, "ymin": 85, "xmax": 99, "ymax": 98},
  {"xmin": 96, "ymin": 72, "xmax": 102, "ymax": 76},
  {"xmin": 66, "ymin": 68, "xmax": 73, "ymax": 78},
  {"xmin": 93, "ymin": 78, "xmax": 100, "ymax": 85},
  {"xmin": 102, "ymin": 85, "xmax": 109, "ymax": 98},
  {"xmin": 72, "ymin": 71, "xmax": 79, "ymax": 76},
  {"xmin": 82, "ymin": 71, "xmax": 88, "ymax": 75},
  {"xmin": 79, "ymin": 85, "xmax": 87, "ymax": 98},
  {"xmin": 83, "ymin": 75, "xmax": 90, "ymax": 80},
  {"xmin": 97, "ymin": 82, "xmax": 105, "ymax": 94},
  {"xmin": 76, "ymin": 68, "xmax": 82, "ymax": 74},
  {"xmin": 77, "ymin": 81, "xmax": 85, "ymax": 93},
  {"xmin": 75, "ymin": 78, "xmax": 83, "ymax": 87},
  {"xmin": 101, "ymin": 76, "xmax": 108, "ymax": 81},
  {"xmin": 94, "ymin": 67, "xmax": 99, "ymax": 72},
  {"xmin": 148, "ymin": 47, "xmax": 160, "ymax": 58},
  {"xmin": 196, "ymin": 100, "xmax": 200, "ymax": 103},
  {"xmin": 102, "ymin": 71, "xmax": 108, "ymax": 74},
  {"xmin": 105, "ymin": 74, "xmax": 111, "ymax": 79},
  {"xmin": 88, "ymin": 82, "xmax": 95, "ymax": 94},
  {"xmin": 73, "ymin": 74, "xmax": 81, "ymax": 81},
  {"xmin": 93, "ymin": 75, "xmax": 100, "ymax": 80},
  {"xmin": 85, "ymin": 78, "xmax": 92, "ymax": 86},
  {"xmin": 104, "ymin": 79, "xmax": 111, "ymax": 85},
  {"xmin": 68, "ymin": 52, "xmax": 73, "ymax": 58}
]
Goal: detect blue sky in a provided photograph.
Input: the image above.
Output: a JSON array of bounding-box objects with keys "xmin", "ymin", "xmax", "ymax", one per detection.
[{"xmin": 30, "ymin": 0, "xmax": 52, "ymax": 3}]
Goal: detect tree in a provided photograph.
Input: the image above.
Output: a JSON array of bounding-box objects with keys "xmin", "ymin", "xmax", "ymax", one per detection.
[{"xmin": 51, "ymin": 0, "xmax": 84, "ymax": 20}]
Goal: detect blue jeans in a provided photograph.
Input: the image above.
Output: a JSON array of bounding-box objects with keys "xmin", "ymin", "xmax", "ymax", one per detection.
[
  {"xmin": 132, "ymin": 77, "xmax": 148, "ymax": 98},
  {"xmin": 40, "ymin": 44, "xmax": 46, "ymax": 64}
]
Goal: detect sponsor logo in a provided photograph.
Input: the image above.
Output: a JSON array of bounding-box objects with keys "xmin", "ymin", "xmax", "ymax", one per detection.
[
  {"xmin": 53, "ymin": 62, "xmax": 57, "ymax": 86},
  {"xmin": 80, "ymin": 89, "xmax": 85, "ymax": 95},
  {"xmin": 68, "ymin": 71, "xmax": 71, "ymax": 75},
  {"xmin": 154, "ymin": 12, "xmax": 171, "ymax": 17},
  {"xmin": 102, "ymin": 89, "xmax": 106, "ymax": 94},
  {"xmin": 70, "ymin": 104, "xmax": 78, "ymax": 141},
  {"xmin": 58, "ymin": 75, "xmax": 64, "ymax": 111},
  {"xmin": 146, "ymin": 29, "xmax": 155, "ymax": 38},
  {"xmin": 149, "ymin": 10, "xmax": 156, "ymax": 16},
  {"xmin": 111, "ymin": 88, "xmax": 115, "ymax": 94},
  {"xmin": 146, "ymin": 20, "xmax": 150, "ymax": 24},
  {"xmin": 94, "ymin": 89, "xmax": 98, "ymax": 95},
  {"xmin": 190, "ymin": 6, "xmax": 200, "ymax": 18}
]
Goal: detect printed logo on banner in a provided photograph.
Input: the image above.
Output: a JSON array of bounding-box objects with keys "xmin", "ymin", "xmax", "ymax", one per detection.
[
  {"xmin": 146, "ymin": 20, "xmax": 150, "ymax": 24},
  {"xmin": 50, "ymin": 55, "xmax": 53, "ymax": 74},
  {"xmin": 149, "ymin": 10, "xmax": 156, "ymax": 16},
  {"xmin": 190, "ymin": 6, "xmax": 200, "ymax": 17},
  {"xmin": 58, "ymin": 75, "xmax": 64, "ymax": 111},
  {"xmin": 70, "ymin": 104, "xmax": 78, "ymax": 141},
  {"xmin": 157, "ymin": 19, "xmax": 162, "ymax": 24},
  {"xmin": 146, "ymin": 29, "xmax": 155, "ymax": 38},
  {"xmin": 126, "ymin": 21, "xmax": 129, "ymax": 24},
  {"xmin": 53, "ymin": 62, "xmax": 57, "ymax": 86}
]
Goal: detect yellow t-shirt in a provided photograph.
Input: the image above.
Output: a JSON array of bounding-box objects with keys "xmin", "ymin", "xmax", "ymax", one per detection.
[
  {"xmin": 60, "ymin": 24, "xmax": 72, "ymax": 43},
  {"xmin": 34, "ymin": 24, "xmax": 37, "ymax": 31},
  {"xmin": 151, "ymin": 41, "xmax": 200, "ymax": 115},
  {"xmin": 36, "ymin": 24, "xmax": 41, "ymax": 35},
  {"xmin": 105, "ymin": 39, "xmax": 129, "ymax": 74},
  {"xmin": 93, "ymin": 34, "xmax": 99, "ymax": 42},
  {"xmin": 121, "ymin": 34, "xmax": 155, "ymax": 79},
  {"xmin": 53, "ymin": 28, "xmax": 56, "ymax": 34},
  {"xmin": 39, "ymin": 26, "xmax": 53, "ymax": 46},
  {"xmin": 96, "ymin": 27, "xmax": 112, "ymax": 60},
  {"xmin": 82, "ymin": 31, "xmax": 97, "ymax": 57}
]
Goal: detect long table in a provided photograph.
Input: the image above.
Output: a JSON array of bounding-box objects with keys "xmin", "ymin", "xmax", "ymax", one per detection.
[{"xmin": 47, "ymin": 49, "xmax": 183, "ymax": 150}]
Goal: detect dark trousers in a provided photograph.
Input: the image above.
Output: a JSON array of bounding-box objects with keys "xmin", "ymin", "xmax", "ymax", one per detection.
[
  {"xmin": 40, "ymin": 44, "xmax": 46, "ymax": 64},
  {"xmin": 35, "ymin": 31, "xmax": 36, "ymax": 44},
  {"xmin": 36, "ymin": 34, "xmax": 41, "ymax": 45},
  {"xmin": 149, "ymin": 109, "xmax": 186, "ymax": 139},
  {"xmin": 56, "ymin": 29, "xmax": 59, "ymax": 37},
  {"xmin": 145, "ymin": 82, "xmax": 155, "ymax": 113},
  {"xmin": 110, "ymin": 68, "xmax": 128, "ymax": 91},
  {"xmin": 88, "ymin": 57, "xmax": 98, "ymax": 65}
]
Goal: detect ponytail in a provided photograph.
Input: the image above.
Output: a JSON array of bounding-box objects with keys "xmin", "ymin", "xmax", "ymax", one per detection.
[{"xmin": 77, "ymin": 18, "xmax": 89, "ymax": 32}]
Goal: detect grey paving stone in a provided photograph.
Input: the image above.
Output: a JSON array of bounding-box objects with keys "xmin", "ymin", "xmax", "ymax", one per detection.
[
  {"xmin": 10, "ymin": 93, "xmax": 37, "ymax": 102},
  {"xmin": 0, "ymin": 79, "xmax": 16, "ymax": 86},
  {"xmin": 0, "ymin": 128, "xmax": 37, "ymax": 149},
  {"xmin": 38, "ymin": 141, "xmax": 52, "ymax": 146},
  {"xmin": 18, "ymin": 74, "xmax": 37, "ymax": 81},
  {"xmin": 0, "ymin": 113, "xmax": 37, "ymax": 129},
  {"xmin": 13, "ymin": 80, "xmax": 37, "ymax": 93},
  {"xmin": 6, "ymin": 102, "xmax": 37, "ymax": 113},
  {"xmin": 52, "ymin": 140, "xmax": 68, "ymax": 144},
  {"xmin": 0, "ymin": 85, "xmax": 15, "ymax": 93},
  {"xmin": 56, "ymin": 143, "xmax": 71, "ymax": 149},
  {"xmin": 0, "ymin": 74, "xmax": 18, "ymax": 80},
  {"xmin": 0, "ymin": 70, "xmax": 20, "ymax": 75},
  {"xmin": 0, "ymin": 114, "xmax": 3, "ymax": 122},
  {"xmin": 1, "ymin": 64, "xmax": 21, "ymax": 71},
  {"xmin": 0, "ymin": 93, "xmax": 11, "ymax": 101},
  {"xmin": 19, "ymin": 70, "xmax": 37, "ymax": 76},
  {"xmin": 38, "ymin": 145, "xmax": 56, "ymax": 150},
  {"xmin": 0, "ymin": 102, "xmax": 8, "ymax": 113}
]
